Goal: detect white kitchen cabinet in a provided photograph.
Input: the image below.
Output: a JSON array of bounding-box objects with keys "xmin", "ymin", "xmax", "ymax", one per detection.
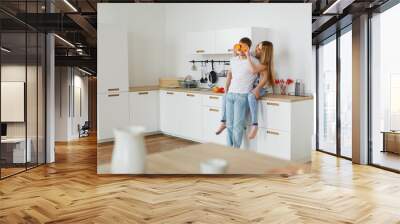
[
  {"xmin": 180, "ymin": 92, "xmax": 203, "ymax": 141},
  {"xmin": 257, "ymin": 128, "xmax": 291, "ymax": 160},
  {"xmin": 256, "ymin": 99, "xmax": 314, "ymax": 162},
  {"xmin": 97, "ymin": 25, "xmax": 129, "ymax": 93},
  {"xmin": 186, "ymin": 31, "xmax": 215, "ymax": 55},
  {"xmin": 160, "ymin": 90, "xmax": 182, "ymax": 135},
  {"xmin": 202, "ymin": 106, "xmax": 226, "ymax": 145},
  {"xmin": 129, "ymin": 90, "xmax": 159, "ymax": 133},
  {"xmin": 97, "ymin": 92, "xmax": 130, "ymax": 142},
  {"xmin": 202, "ymin": 94, "xmax": 223, "ymax": 108},
  {"xmin": 214, "ymin": 28, "xmax": 252, "ymax": 54},
  {"xmin": 258, "ymin": 101, "xmax": 291, "ymax": 131},
  {"xmin": 185, "ymin": 27, "xmax": 269, "ymax": 55}
]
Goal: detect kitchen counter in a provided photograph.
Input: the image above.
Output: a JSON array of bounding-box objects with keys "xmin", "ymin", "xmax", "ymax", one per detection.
[
  {"xmin": 130, "ymin": 85, "xmax": 313, "ymax": 102},
  {"xmin": 129, "ymin": 86, "xmax": 160, "ymax": 92}
]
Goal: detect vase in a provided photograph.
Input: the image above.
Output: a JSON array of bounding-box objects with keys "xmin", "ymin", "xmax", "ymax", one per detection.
[
  {"xmin": 280, "ymin": 86, "xmax": 287, "ymax": 95},
  {"xmin": 111, "ymin": 126, "xmax": 147, "ymax": 174}
]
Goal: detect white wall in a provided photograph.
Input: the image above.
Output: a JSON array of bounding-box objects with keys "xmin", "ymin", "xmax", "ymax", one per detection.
[
  {"xmin": 98, "ymin": 4, "xmax": 166, "ymax": 88},
  {"xmin": 165, "ymin": 4, "xmax": 312, "ymax": 93},
  {"xmin": 55, "ymin": 67, "xmax": 89, "ymax": 141},
  {"xmin": 98, "ymin": 3, "xmax": 313, "ymax": 93}
]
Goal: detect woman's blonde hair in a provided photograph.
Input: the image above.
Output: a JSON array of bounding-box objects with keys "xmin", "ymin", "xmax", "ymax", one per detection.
[{"xmin": 257, "ymin": 41, "xmax": 275, "ymax": 86}]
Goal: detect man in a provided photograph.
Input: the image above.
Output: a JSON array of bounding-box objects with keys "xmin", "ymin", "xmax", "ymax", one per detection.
[{"xmin": 224, "ymin": 37, "xmax": 259, "ymax": 148}]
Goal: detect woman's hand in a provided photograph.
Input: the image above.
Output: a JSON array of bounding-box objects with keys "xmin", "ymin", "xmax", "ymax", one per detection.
[{"xmin": 252, "ymin": 88, "xmax": 261, "ymax": 100}]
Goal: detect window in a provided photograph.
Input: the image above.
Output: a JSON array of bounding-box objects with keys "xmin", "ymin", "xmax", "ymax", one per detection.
[
  {"xmin": 317, "ymin": 27, "xmax": 353, "ymax": 159},
  {"xmin": 0, "ymin": 2, "xmax": 47, "ymax": 179},
  {"xmin": 318, "ymin": 37, "xmax": 337, "ymax": 154},
  {"xmin": 340, "ymin": 30, "xmax": 352, "ymax": 158},
  {"xmin": 370, "ymin": 3, "xmax": 400, "ymax": 171}
]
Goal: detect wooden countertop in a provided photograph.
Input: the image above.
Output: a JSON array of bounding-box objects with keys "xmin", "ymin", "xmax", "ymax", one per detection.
[
  {"xmin": 129, "ymin": 86, "xmax": 160, "ymax": 92},
  {"xmin": 145, "ymin": 143, "xmax": 309, "ymax": 174},
  {"xmin": 129, "ymin": 86, "xmax": 313, "ymax": 102}
]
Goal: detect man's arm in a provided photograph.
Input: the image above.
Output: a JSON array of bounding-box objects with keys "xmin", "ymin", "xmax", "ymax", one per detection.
[{"xmin": 225, "ymin": 70, "xmax": 232, "ymax": 93}]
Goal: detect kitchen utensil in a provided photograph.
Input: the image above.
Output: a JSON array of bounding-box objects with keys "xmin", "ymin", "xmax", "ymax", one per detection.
[
  {"xmin": 200, "ymin": 158, "xmax": 228, "ymax": 174},
  {"xmin": 191, "ymin": 61, "xmax": 197, "ymax": 71},
  {"xmin": 209, "ymin": 70, "xmax": 217, "ymax": 83},
  {"xmin": 200, "ymin": 62, "xmax": 206, "ymax": 83},
  {"xmin": 179, "ymin": 80, "xmax": 199, "ymax": 88},
  {"xmin": 208, "ymin": 61, "xmax": 218, "ymax": 84},
  {"xmin": 295, "ymin": 79, "xmax": 305, "ymax": 96},
  {"xmin": 204, "ymin": 63, "xmax": 208, "ymax": 82},
  {"xmin": 295, "ymin": 80, "xmax": 300, "ymax": 96}
]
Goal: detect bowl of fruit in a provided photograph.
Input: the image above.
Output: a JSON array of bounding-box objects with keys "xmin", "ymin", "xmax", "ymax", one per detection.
[{"xmin": 212, "ymin": 86, "xmax": 225, "ymax": 94}]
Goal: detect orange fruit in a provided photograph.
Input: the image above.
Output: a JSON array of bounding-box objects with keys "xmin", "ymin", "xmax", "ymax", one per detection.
[{"xmin": 233, "ymin": 43, "xmax": 248, "ymax": 53}]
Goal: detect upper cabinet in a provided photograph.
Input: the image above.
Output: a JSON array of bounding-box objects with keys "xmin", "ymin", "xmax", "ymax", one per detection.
[
  {"xmin": 97, "ymin": 25, "xmax": 130, "ymax": 93},
  {"xmin": 186, "ymin": 31, "xmax": 216, "ymax": 55},
  {"xmin": 215, "ymin": 28, "xmax": 252, "ymax": 54},
  {"xmin": 186, "ymin": 27, "xmax": 269, "ymax": 55}
]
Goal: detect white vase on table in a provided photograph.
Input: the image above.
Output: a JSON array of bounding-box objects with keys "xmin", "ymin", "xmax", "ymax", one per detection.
[{"xmin": 111, "ymin": 126, "xmax": 147, "ymax": 174}]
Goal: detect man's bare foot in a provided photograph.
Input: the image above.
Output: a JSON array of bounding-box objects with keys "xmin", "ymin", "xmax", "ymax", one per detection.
[
  {"xmin": 248, "ymin": 125, "xmax": 258, "ymax": 139},
  {"xmin": 216, "ymin": 123, "xmax": 226, "ymax": 135}
]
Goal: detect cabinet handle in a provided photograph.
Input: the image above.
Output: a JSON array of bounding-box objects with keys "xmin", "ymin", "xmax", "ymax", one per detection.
[
  {"xmin": 187, "ymin": 94, "xmax": 195, "ymax": 97},
  {"xmin": 108, "ymin": 88, "xmax": 119, "ymax": 91},
  {"xmin": 267, "ymin": 102, "xmax": 280, "ymax": 106},
  {"xmin": 209, "ymin": 96, "xmax": 219, "ymax": 100},
  {"xmin": 227, "ymin": 49, "xmax": 233, "ymax": 52},
  {"xmin": 266, "ymin": 130, "xmax": 280, "ymax": 135},
  {"xmin": 108, "ymin": 94, "xmax": 120, "ymax": 97},
  {"xmin": 196, "ymin": 50, "xmax": 205, "ymax": 53},
  {"xmin": 138, "ymin": 92, "xmax": 149, "ymax": 95},
  {"xmin": 209, "ymin": 108, "xmax": 219, "ymax": 112},
  {"xmin": 166, "ymin": 92, "xmax": 174, "ymax": 95}
]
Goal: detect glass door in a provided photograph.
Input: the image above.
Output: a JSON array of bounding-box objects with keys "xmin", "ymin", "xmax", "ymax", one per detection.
[
  {"xmin": 1, "ymin": 31, "xmax": 28, "ymax": 178},
  {"xmin": 317, "ymin": 36, "xmax": 337, "ymax": 155},
  {"xmin": 0, "ymin": 1, "xmax": 47, "ymax": 179},
  {"xmin": 370, "ymin": 3, "xmax": 400, "ymax": 171},
  {"xmin": 317, "ymin": 26, "xmax": 353, "ymax": 159},
  {"xmin": 339, "ymin": 29, "xmax": 353, "ymax": 158}
]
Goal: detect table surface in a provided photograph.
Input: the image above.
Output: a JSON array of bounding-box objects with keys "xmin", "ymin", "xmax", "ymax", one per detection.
[
  {"xmin": 381, "ymin": 131, "xmax": 400, "ymax": 134},
  {"xmin": 145, "ymin": 143, "xmax": 309, "ymax": 174},
  {"xmin": 1, "ymin": 137, "xmax": 27, "ymax": 144}
]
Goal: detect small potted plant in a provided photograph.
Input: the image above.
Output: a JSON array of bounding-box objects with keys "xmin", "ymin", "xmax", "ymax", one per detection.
[{"xmin": 274, "ymin": 78, "xmax": 294, "ymax": 95}]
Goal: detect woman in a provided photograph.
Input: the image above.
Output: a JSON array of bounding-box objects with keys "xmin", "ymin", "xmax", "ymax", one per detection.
[
  {"xmin": 246, "ymin": 41, "xmax": 275, "ymax": 139},
  {"xmin": 216, "ymin": 41, "xmax": 275, "ymax": 140}
]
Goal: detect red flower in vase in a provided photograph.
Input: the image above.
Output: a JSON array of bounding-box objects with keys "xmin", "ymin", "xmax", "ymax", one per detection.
[{"xmin": 286, "ymin": 79, "xmax": 294, "ymax": 85}]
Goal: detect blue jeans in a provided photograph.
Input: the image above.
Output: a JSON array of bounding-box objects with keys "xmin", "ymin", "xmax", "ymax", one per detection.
[
  {"xmin": 248, "ymin": 88, "xmax": 267, "ymax": 125},
  {"xmin": 221, "ymin": 88, "xmax": 267, "ymax": 125},
  {"xmin": 225, "ymin": 92, "xmax": 248, "ymax": 148}
]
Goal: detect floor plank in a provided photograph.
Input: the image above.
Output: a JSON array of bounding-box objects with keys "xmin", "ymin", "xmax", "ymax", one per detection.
[{"xmin": 0, "ymin": 134, "xmax": 400, "ymax": 223}]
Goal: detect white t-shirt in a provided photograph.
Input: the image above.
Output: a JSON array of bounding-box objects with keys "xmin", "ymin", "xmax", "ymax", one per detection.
[{"xmin": 228, "ymin": 56, "xmax": 259, "ymax": 94}]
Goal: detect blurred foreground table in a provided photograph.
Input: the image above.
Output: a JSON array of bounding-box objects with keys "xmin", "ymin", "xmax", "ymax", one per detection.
[{"xmin": 146, "ymin": 143, "xmax": 310, "ymax": 175}]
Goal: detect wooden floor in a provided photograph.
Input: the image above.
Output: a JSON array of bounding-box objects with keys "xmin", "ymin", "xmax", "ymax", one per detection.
[
  {"xmin": 372, "ymin": 150, "xmax": 400, "ymax": 171},
  {"xmin": 1, "ymin": 135, "xmax": 400, "ymax": 223}
]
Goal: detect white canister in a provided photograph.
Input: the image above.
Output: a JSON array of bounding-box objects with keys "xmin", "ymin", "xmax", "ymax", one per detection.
[{"xmin": 111, "ymin": 126, "xmax": 147, "ymax": 174}]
